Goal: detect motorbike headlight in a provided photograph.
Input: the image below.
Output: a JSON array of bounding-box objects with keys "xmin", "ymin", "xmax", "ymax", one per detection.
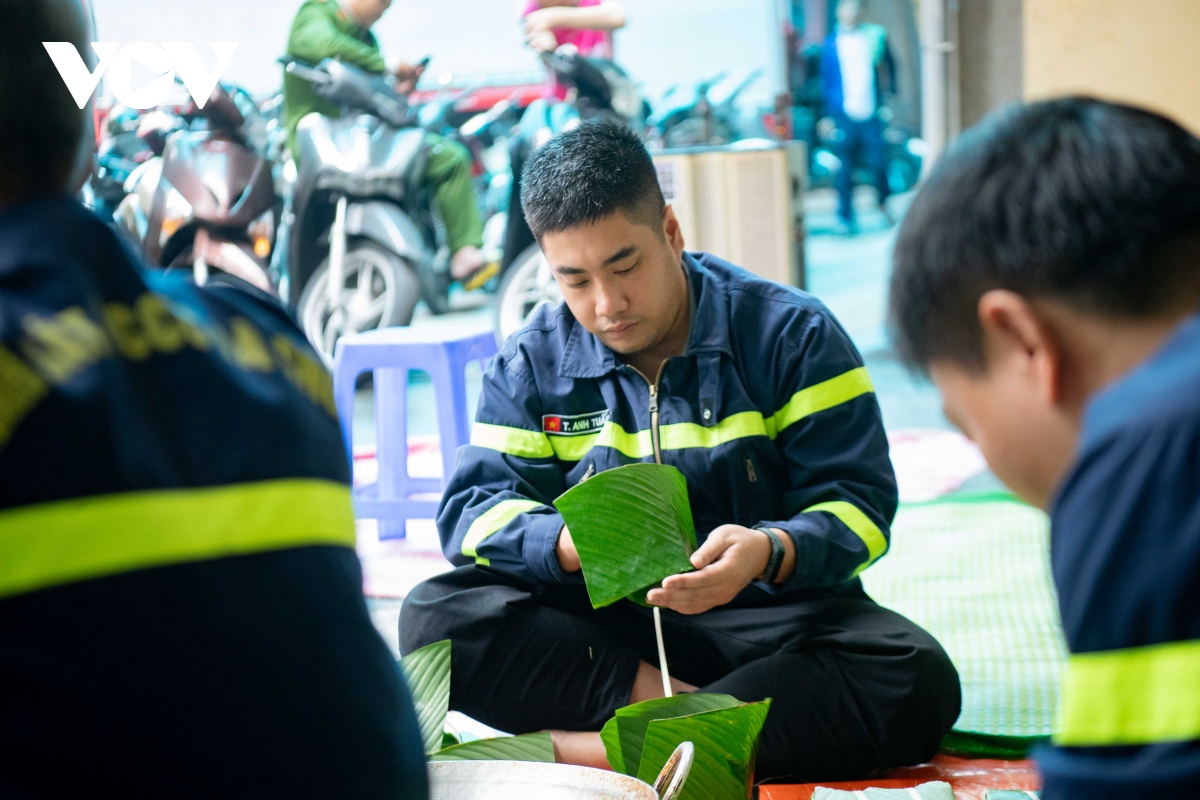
[
  {"xmin": 159, "ymin": 186, "xmax": 193, "ymax": 245},
  {"xmin": 247, "ymin": 208, "xmax": 275, "ymax": 259}
]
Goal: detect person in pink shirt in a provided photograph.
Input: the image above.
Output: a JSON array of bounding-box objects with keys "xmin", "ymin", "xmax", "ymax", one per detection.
[{"xmin": 521, "ymin": 0, "xmax": 627, "ymax": 98}]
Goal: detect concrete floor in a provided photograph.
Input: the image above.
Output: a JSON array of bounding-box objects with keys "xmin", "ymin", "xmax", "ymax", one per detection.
[{"xmin": 363, "ymin": 186, "xmax": 1000, "ymax": 656}]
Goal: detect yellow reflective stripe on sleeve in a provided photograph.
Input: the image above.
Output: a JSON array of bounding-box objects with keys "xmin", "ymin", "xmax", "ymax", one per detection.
[
  {"xmin": 0, "ymin": 479, "xmax": 355, "ymax": 599},
  {"xmin": 768, "ymin": 366, "xmax": 874, "ymax": 437},
  {"xmin": 470, "ymin": 422, "xmax": 554, "ymax": 459},
  {"xmin": 804, "ymin": 500, "xmax": 888, "ymax": 575},
  {"xmin": 1054, "ymin": 639, "xmax": 1200, "ymax": 746},
  {"xmin": 461, "ymin": 498, "xmax": 544, "ymax": 558}
]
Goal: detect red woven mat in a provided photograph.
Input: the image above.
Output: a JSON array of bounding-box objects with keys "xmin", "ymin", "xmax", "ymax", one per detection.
[{"xmin": 757, "ymin": 755, "xmax": 1040, "ymax": 800}]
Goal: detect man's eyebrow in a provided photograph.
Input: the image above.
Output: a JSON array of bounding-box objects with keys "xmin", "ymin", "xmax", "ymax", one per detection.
[
  {"xmin": 553, "ymin": 265, "xmax": 587, "ymax": 276},
  {"xmin": 603, "ymin": 246, "xmax": 637, "ymax": 265}
]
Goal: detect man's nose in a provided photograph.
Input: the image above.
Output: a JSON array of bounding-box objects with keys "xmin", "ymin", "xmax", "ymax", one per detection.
[{"xmin": 594, "ymin": 280, "xmax": 628, "ymax": 319}]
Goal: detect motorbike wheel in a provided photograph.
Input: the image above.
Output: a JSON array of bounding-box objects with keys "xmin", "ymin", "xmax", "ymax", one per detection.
[
  {"xmin": 493, "ymin": 243, "xmax": 561, "ymax": 346},
  {"xmin": 298, "ymin": 241, "xmax": 420, "ymax": 362}
]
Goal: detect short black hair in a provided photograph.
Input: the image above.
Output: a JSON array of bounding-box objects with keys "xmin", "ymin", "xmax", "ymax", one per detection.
[
  {"xmin": 0, "ymin": 0, "xmax": 90, "ymax": 191},
  {"xmin": 889, "ymin": 97, "xmax": 1200, "ymax": 373},
  {"xmin": 520, "ymin": 116, "xmax": 665, "ymax": 239}
]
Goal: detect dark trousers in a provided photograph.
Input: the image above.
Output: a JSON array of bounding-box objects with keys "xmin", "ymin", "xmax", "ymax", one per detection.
[
  {"xmin": 400, "ymin": 566, "xmax": 961, "ymax": 782},
  {"xmin": 834, "ymin": 114, "xmax": 890, "ymax": 225}
]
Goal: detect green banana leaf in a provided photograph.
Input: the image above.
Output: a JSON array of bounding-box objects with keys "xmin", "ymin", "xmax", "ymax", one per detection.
[
  {"xmin": 637, "ymin": 702, "xmax": 771, "ymax": 800},
  {"xmin": 601, "ymin": 694, "xmax": 772, "ymax": 800},
  {"xmin": 429, "ymin": 732, "xmax": 555, "ymax": 762},
  {"xmin": 398, "ymin": 639, "xmax": 452, "ymax": 755},
  {"xmin": 554, "ymin": 463, "xmax": 697, "ymax": 608},
  {"xmin": 601, "ymin": 693, "xmax": 742, "ymax": 774}
]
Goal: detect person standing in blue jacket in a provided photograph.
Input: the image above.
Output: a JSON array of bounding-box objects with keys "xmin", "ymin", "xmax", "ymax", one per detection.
[
  {"xmin": 0, "ymin": 2, "xmax": 427, "ymax": 796},
  {"xmin": 889, "ymin": 98, "xmax": 1200, "ymax": 798},
  {"xmin": 400, "ymin": 118, "xmax": 960, "ymax": 781},
  {"xmin": 821, "ymin": 0, "xmax": 896, "ymax": 235}
]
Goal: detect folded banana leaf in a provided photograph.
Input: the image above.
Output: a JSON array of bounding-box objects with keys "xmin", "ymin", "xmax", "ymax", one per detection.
[
  {"xmin": 601, "ymin": 693, "xmax": 772, "ymax": 800},
  {"xmin": 554, "ymin": 463, "xmax": 697, "ymax": 608}
]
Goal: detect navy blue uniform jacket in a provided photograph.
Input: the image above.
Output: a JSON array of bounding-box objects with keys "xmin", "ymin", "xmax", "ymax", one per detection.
[
  {"xmin": 1039, "ymin": 312, "xmax": 1200, "ymax": 799},
  {"xmin": 438, "ymin": 252, "xmax": 898, "ymax": 603},
  {"xmin": 0, "ymin": 197, "xmax": 426, "ymax": 798}
]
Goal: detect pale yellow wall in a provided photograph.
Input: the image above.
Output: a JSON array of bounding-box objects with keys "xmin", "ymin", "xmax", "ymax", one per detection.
[{"xmin": 1025, "ymin": 0, "xmax": 1200, "ymax": 132}]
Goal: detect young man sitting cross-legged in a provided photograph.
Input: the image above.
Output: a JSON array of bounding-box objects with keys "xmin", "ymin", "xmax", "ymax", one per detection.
[{"xmin": 400, "ymin": 118, "xmax": 961, "ymax": 781}]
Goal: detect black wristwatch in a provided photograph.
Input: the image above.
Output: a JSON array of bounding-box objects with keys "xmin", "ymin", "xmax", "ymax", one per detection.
[{"xmin": 754, "ymin": 526, "xmax": 786, "ymax": 585}]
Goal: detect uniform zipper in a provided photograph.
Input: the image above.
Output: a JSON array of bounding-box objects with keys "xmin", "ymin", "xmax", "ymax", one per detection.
[{"xmin": 629, "ymin": 362, "xmax": 669, "ymax": 465}]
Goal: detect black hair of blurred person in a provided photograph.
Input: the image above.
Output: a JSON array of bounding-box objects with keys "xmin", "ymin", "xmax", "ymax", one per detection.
[
  {"xmin": 889, "ymin": 96, "xmax": 1200, "ymax": 375},
  {"xmin": 519, "ymin": 116, "xmax": 665, "ymax": 240},
  {"xmin": 0, "ymin": 0, "xmax": 94, "ymax": 208}
]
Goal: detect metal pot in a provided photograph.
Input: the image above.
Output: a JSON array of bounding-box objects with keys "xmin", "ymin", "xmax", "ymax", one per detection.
[{"xmin": 428, "ymin": 741, "xmax": 693, "ymax": 800}]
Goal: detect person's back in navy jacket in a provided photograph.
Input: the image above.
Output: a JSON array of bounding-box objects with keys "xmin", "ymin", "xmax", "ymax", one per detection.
[
  {"xmin": 401, "ymin": 117, "xmax": 960, "ymax": 781},
  {"xmin": 0, "ymin": 3, "xmax": 427, "ymax": 796},
  {"xmin": 890, "ymin": 97, "xmax": 1200, "ymax": 799}
]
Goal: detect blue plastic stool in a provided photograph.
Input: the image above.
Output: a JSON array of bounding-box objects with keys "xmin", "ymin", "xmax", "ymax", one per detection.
[{"xmin": 333, "ymin": 326, "xmax": 498, "ymax": 539}]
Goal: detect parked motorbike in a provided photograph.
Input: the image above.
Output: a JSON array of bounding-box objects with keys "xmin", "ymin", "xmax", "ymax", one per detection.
[
  {"xmin": 82, "ymin": 105, "xmax": 155, "ymax": 221},
  {"xmin": 492, "ymin": 46, "xmax": 644, "ymax": 344},
  {"xmin": 115, "ymin": 85, "xmax": 277, "ymax": 292},
  {"xmin": 647, "ymin": 69, "xmax": 764, "ymax": 149},
  {"xmin": 280, "ymin": 57, "xmax": 456, "ymax": 360}
]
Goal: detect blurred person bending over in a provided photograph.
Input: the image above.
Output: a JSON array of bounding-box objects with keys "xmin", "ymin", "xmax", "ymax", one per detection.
[
  {"xmin": 0, "ymin": 2, "xmax": 427, "ymax": 796},
  {"xmin": 821, "ymin": 0, "xmax": 895, "ymax": 235},
  {"xmin": 400, "ymin": 118, "xmax": 960, "ymax": 782},
  {"xmin": 283, "ymin": 0, "xmax": 488, "ymax": 284},
  {"xmin": 521, "ymin": 0, "xmax": 626, "ymax": 99},
  {"xmin": 890, "ymin": 98, "xmax": 1200, "ymax": 799}
]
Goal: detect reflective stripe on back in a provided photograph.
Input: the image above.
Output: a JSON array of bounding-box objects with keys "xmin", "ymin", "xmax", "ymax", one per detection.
[
  {"xmin": 1054, "ymin": 638, "xmax": 1200, "ymax": 746},
  {"xmin": 0, "ymin": 479, "xmax": 355, "ymax": 598},
  {"xmin": 804, "ymin": 500, "xmax": 888, "ymax": 574},
  {"xmin": 461, "ymin": 498, "xmax": 544, "ymax": 561}
]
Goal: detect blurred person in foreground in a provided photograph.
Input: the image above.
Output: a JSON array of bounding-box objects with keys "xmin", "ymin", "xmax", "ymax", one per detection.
[
  {"xmin": 890, "ymin": 97, "xmax": 1200, "ymax": 798},
  {"xmin": 283, "ymin": 0, "xmax": 489, "ymax": 286},
  {"xmin": 821, "ymin": 0, "xmax": 895, "ymax": 235},
  {"xmin": 0, "ymin": 1, "xmax": 427, "ymax": 796},
  {"xmin": 401, "ymin": 118, "xmax": 960, "ymax": 782},
  {"xmin": 521, "ymin": 0, "xmax": 626, "ymax": 99}
]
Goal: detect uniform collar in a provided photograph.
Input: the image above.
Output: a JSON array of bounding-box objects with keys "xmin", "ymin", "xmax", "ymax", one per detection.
[{"xmin": 559, "ymin": 252, "xmax": 732, "ymax": 379}]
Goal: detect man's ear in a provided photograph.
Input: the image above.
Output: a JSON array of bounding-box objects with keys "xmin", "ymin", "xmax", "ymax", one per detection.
[
  {"xmin": 662, "ymin": 204, "xmax": 685, "ymax": 257},
  {"xmin": 977, "ymin": 289, "xmax": 1066, "ymax": 405}
]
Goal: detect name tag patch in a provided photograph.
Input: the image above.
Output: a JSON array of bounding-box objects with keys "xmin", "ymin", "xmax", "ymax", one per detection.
[{"xmin": 543, "ymin": 409, "xmax": 611, "ymax": 436}]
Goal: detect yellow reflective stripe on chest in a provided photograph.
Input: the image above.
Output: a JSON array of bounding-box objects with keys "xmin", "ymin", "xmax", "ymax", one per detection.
[
  {"xmin": 804, "ymin": 500, "xmax": 887, "ymax": 574},
  {"xmin": 1055, "ymin": 638, "xmax": 1200, "ymax": 746},
  {"xmin": 0, "ymin": 479, "xmax": 355, "ymax": 599},
  {"xmin": 470, "ymin": 366, "xmax": 873, "ymax": 461}
]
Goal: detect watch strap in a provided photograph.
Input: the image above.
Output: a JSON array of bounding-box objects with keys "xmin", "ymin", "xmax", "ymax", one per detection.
[{"xmin": 755, "ymin": 526, "xmax": 786, "ymax": 584}]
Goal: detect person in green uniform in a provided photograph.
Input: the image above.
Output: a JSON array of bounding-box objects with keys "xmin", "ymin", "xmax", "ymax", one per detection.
[{"xmin": 283, "ymin": 0, "xmax": 489, "ymax": 284}]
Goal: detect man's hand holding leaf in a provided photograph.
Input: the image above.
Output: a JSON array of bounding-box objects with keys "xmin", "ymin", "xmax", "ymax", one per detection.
[{"xmin": 647, "ymin": 525, "xmax": 795, "ymax": 615}]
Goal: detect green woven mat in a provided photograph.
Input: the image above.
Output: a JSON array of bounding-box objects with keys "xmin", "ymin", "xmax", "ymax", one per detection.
[{"xmin": 860, "ymin": 492, "xmax": 1067, "ymax": 752}]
